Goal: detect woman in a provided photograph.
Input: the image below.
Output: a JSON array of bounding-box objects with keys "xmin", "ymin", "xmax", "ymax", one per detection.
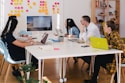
[
  {"xmin": 65, "ymin": 18, "xmax": 80, "ymax": 38},
  {"xmin": 1, "ymin": 16, "xmax": 37, "ymax": 76},
  {"xmin": 85, "ymin": 21, "xmax": 125, "ymax": 83},
  {"xmin": 65, "ymin": 18, "xmax": 80, "ymax": 63}
]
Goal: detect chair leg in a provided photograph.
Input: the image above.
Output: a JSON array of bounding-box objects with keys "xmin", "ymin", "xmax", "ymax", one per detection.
[
  {"xmin": 103, "ymin": 68, "xmax": 108, "ymax": 74},
  {"xmin": 4, "ymin": 64, "xmax": 11, "ymax": 83},
  {"xmin": 122, "ymin": 67, "xmax": 125, "ymax": 83},
  {"xmin": 81, "ymin": 62, "xmax": 85, "ymax": 72},
  {"xmin": 89, "ymin": 56, "xmax": 95, "ymax": 76},
  {"xmin": 110, "ymin": 73, "xmax": 115, "ymax": 83},
  {"xmin": 89, "ymin": 63, "xmax": 92, "ymax": 76},
  {"xmin": 67, "ymin": 57, "xmax": 70, "ymax": 63},
  {"xmin": 0, "ymin": 58, "xmax": 5, "ymax": 75},
  {"xmin": 91, "ymin": 56, "xmax": 95, "ymax": 73}
]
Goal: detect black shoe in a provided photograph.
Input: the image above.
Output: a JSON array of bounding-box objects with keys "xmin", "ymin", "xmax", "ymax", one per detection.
[
  {"xmin": 114, "ymin": 73, "xmax": 117, "ymax": 83},
  {"xmin": 84, "ymin": 80, "xmax": 97, "ymax": 83},
  {"xmin": 73, "ymin": 57, "xmax": 78, "ymax": 64},
  {"xmin": 84, "ymin": 80, "xmax": 91, "ymax": 83},
  {"xmin": 12, "ymin": 66, "xmax": 21, "ymax": 77},
  {"xmin": 32, "ymin": 63, "xmax": 38, "ymax": 69}
]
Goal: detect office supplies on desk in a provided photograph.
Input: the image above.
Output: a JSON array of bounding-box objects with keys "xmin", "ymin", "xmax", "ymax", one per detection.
[
  {"xmin": 49, "ymin": 39, "xmax": 60, "ymax": 42},
  {"xmin": 67, "ymin": 38, "xmax": 78, "ymax": 42},
  {"xmin": 77, "ymin": 39, "xmax": 85, "ymax": 43}
]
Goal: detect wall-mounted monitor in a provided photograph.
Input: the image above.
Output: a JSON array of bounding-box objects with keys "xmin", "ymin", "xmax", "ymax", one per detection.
[{"xmin": 27, "ymin": 16, "xmax": 52, "ymax": 31}]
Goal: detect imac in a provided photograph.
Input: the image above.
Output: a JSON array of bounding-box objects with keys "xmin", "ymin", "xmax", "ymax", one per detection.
[{"xmin": 27, "ymin": 16, "xmax": 52, "ymax": 31}]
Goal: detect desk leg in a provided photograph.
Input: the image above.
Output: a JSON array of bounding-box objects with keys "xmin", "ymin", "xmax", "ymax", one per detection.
[
  {"xmin": 115, "ymin": 53, "xmax": 119, "ymax": 83},
  {"xmin": 59, "ymin": 58, "xmax": 63, "ymax": 83},
  {"xmin": 59, "ymin": 58, "xmax": 67, "ymax": 83},
  {"xmin": 63, "ymin": 58, "xmax": 67, "ymax": 82},
  {"xmin": 38, "ymin": 59, "xmax": 42, "ymax": 83},
  {"xmin": 115, "ymin": 53, "xmax": 121, "ymax": 83},
  {"xmin": 118, "ymin": 53, "xmax": 121, "ymax": 83},
  {"xmin": 26, "ymin": 51, "xmax": 32, "ymax": 79}
]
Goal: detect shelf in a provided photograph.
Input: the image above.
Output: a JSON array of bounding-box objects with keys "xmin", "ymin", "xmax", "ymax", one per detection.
[
  {"xmin": 91, "ymin": 0, "xmax": 120, "ymax": 32},
  {"xmin": 98, "ymin": 14, "xmax": 106, "ymax": 17}
]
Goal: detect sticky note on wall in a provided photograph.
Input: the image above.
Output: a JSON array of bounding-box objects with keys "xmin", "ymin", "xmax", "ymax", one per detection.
[
  {"xmin": 38, "ymin": 0, "xmax": 49, "ymax": 15},
  {"xmin": 52, "ymin": 1, "xmax": 60, "ymax": 14}
]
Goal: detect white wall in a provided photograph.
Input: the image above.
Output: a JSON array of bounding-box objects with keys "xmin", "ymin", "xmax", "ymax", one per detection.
[
  {"xmin": 4, "ymin": 0, "xmax": 63, "ymax": 34},
  {"xmin": 120, "ymin": 0, "xmax": 125, "ymax": 38},
  {"xmin": 64, "ymin": 0, "xmax": 91, "ymax": 33},
  {"xmin": 2, "ymin": 0, "xmax": 91, "ymax": 35}
]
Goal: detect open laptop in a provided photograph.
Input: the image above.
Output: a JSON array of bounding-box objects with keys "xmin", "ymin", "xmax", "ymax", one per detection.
[
  {"xmin": 41, "ymin": 33, "xmax": 49, "ymax": 44},
  {"xmin": 90, "ymin": 37, "xmax": 109, "ymax": 50}
]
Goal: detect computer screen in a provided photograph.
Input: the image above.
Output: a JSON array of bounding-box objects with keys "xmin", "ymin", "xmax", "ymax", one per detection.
[{"xmin": 27, "ymin": 16, "xmax": 52, "ymax": 31}]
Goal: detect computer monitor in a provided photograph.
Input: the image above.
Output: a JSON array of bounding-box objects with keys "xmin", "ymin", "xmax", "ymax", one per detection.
[{"xmin": 27, "ymin": 16, "xmax": 52, "ymax": 31}]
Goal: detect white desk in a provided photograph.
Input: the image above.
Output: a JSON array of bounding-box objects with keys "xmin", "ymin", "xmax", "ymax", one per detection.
[{"xmin": 25, "ymin": 41, "xmax": 123, "ymax": 83}]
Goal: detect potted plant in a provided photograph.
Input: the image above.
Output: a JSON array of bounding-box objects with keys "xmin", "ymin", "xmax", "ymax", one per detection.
[{"xmin": 17, "ymin": 63, "xmax": 39, "ymax": 83}]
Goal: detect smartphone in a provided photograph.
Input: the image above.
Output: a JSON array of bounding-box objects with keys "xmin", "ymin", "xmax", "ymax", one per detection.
[{"xmin": 81, "ymin": 45, "xmax": 89, "ymax": 47}]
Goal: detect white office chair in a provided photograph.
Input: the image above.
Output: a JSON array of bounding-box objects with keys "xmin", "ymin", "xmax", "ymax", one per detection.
[
  {"xmin": 110, "ymin": 58, "xmax": 125, "ymax": 83},
  {"xmin": 0, "ymin": 45, "xmax": 5, "ymax": 75},
  {"xmin": 121, "ymin": 64, "xmax": 125, "ymax": 83},
  {"xmin": 0, "ymin": 39, "xmax": 25, "ymax": 83},
  {"xmin": 0, "ymin": 56, "xmax": 5, "ymax": 75}
]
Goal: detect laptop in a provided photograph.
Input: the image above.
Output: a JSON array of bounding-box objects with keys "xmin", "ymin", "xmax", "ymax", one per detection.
[
  {"xmin": 90, "ymin": 37, "xmax": 109, "ymax": 50},
  {"xmin": 41, "ymin": 33, "xmax": 49, "ymax": 44}
]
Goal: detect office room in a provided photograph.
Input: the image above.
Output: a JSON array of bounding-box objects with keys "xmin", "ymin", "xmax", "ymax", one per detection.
[{"xmin": 0, "ymin": 0, "xmax": 125, "ymax": 83}]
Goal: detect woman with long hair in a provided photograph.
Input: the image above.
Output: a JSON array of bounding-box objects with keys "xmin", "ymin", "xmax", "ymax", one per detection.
[
  {"xmin": 1, "ymin": 16, "xmax": 38, "ymax": 77},
  {"xmin": 65, "ymin": 18, "xmax": 80, "ymax": 38}
]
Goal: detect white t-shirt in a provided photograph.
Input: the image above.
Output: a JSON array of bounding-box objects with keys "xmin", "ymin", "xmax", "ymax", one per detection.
[{"xmin": 79, "ymin": 22, "xmax": 101, "ymax": 43}]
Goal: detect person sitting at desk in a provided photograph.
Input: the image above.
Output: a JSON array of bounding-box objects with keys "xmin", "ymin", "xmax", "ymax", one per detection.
[
  {"xmin": 17, "ymin": 30, "xmax": 32, "ymax": 42},
  {"xmin": 85, "ymin": 21, "xmax": 125, "ymax": 83},
  {"xmin": 65, "ymin": 18, "xmax": 80, "ymax": 63},
  {"xmin": 79, "ymin": 15, "xmax": 100, "ymax": 71},
  {"xmin": 65, "ymin": 18, "xmax": 80, "ymax": 38},
  {"xmin": 1, "ymin": 16, "xmax": 38, "ymax": 77}
]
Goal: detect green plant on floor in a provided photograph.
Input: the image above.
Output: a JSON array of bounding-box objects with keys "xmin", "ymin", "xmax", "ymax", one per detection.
[{"xmin": 17, "ymin": 63, "xmax": 39, "ymax": 83}]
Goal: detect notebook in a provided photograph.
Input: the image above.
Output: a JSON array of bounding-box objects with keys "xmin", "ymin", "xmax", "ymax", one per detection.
[{"xmin": 90, "ymin": 37, "xmax": 109, "ymax": 50}]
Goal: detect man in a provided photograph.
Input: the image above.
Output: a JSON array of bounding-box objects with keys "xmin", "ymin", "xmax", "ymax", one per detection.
[
  {"xmin": 79, "ymin": 15, "xmax": 101, "ymax": 71},
  {"xmin": 79, "ymin": 15, "xmax": 100, "ymax": 43}
]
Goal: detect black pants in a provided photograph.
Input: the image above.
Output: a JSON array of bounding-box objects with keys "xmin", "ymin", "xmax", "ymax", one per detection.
[
  {"xmin": 91, "ymin": 54, "xmax": 114, "ymax": 81},
  {"xmin": 79, "ymin": 56, "xmax": 91, "ymax": 64}
]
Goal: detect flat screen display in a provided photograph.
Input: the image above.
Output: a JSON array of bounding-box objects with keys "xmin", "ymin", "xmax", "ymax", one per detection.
[{"xmin": 27, "ymin": 16, "xmax": 52, "ymax": 31}]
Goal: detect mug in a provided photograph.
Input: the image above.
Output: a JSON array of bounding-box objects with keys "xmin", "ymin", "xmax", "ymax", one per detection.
[{"xmin": 58, "ymin": 36, "xmax": 64, "ymax": 42}]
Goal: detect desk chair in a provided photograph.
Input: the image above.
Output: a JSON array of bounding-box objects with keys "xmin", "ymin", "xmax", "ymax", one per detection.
[
  {"xmin": 67, "ymin": 56, "xmax": 95, "ymax": 76},
  {"xmin": 0, "ymin": 55, "xmax": 5, "ymax": 75},
  {"xmin": 0, "ymin": 39, "xmax": 25, "ymax": 83},
  {"xmin": 121, "ymin": 64, "xmax": 125, "ymax": 83},
  {"xmin": 81, "ymin": 56, "xmax": 95, "ymax": 76},
  {"xmin": 110, "ymin": 64, "xmax": 125, "ymax": 83}
]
